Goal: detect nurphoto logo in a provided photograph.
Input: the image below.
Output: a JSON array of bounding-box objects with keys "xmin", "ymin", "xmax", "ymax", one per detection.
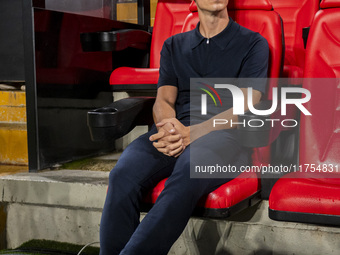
[{"xmin": 200, "ymin": 83, "xmax": 311, "ymax": 129}]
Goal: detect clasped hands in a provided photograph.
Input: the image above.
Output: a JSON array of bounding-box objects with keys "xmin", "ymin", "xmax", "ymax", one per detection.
[{"xmin": 149, "ymin": 118, "xmax": 190, "ymax": 158}]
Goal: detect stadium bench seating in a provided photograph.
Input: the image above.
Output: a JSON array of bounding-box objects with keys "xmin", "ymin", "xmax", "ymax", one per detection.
[{"xmin": 269, "ymin": 0, "xmax": 340, "ymax": 226}]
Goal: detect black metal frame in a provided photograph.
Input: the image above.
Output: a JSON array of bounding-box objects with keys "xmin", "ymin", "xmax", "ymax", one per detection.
[
  {"xmin": 23, "ymin": 0, "xmax": 40, "ymax": 171},
  {"xmin": 0, "ymin": 0, "xmax": 25, "ymax": 81},
  {"xmin": 138, "ymin": 0, "xmax": 151, "ymax": 27},
  {"xmin": 23, "ymin": 0, "xmax": 152, "ymax": 171}
]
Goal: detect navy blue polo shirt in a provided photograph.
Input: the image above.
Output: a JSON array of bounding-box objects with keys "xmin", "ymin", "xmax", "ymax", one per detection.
[{"xmin": 157, "ymin": 18, "xmax": 269, "ymax": 121}]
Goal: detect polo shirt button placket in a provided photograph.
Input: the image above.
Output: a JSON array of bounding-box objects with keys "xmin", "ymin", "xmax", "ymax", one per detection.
[{"xmin": 204, "ymin": 38, "xmax": 210, "ymax": 76}]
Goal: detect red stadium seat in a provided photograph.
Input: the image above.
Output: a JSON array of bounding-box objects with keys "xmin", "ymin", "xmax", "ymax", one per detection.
[
  {"xmin": 142, "ymin": 0, "xmax": 284, "ymax": 218},
  {"xmin": 109, "ymin": 0, "xmax": 192, "ymax": 88},
  {"xmin": 143, "ymin": 173, "xmax": 262, "ymax": 218},
  {"xmin": 269, "ymin": 0, "xmax": 340, "ymax": 225},
  {"xmin": 271, "ymin": 0, "xmax": 319, "ymax": 84}
]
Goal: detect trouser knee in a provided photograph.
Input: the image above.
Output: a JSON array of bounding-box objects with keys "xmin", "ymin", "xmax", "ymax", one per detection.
[{"xmin": 107, "ymin": 168, "xmax": 142, "ymax": 203}]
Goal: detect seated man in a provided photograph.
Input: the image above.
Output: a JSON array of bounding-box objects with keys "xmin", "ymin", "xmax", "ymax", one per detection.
[{"xmin": 99, "ymin": 0, "xmax": 269, "ymax": 254}]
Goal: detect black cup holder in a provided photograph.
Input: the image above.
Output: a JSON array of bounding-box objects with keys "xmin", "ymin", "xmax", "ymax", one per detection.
[
  {"xmin": 88, "ymin": 106, "xmax": 119, "ymax": 128},
  {"xmin": 87, "ymin": 97, "xmax": 155, "ymax": 141}
]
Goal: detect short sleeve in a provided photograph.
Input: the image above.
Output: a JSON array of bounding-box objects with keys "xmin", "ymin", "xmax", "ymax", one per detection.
[
  {"xmin": 238, "ymin": 35, "xmax": 269, "ymax": 94},
  {"xmin": 157, "ymin": 38, "xmax": 178, "ymax": 88}
]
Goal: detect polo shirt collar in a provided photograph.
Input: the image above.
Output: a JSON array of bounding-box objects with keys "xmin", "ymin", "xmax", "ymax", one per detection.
[{"xmin": 190, "ymin": 17, "xmax": 236, "ymax": 50}]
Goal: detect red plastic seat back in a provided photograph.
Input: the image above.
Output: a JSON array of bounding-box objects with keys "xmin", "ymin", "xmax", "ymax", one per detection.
[
  {"xmin": 271, "ymin": 0, "xmax": 319, "ymax": 77},
  {"xmin": 183, "ymin": 0, "xmax": 284, "ymax": 94},
  {"xmin": 150, "ymin": 0, "xmax": 192, "ymax": 68},
  {"xmin": 228, "ymin": 9, "xmax": 283, "ymax": 80},
  {"xmin": 299, "ymin": 0, "xmax": 340, "ymax": 170}
]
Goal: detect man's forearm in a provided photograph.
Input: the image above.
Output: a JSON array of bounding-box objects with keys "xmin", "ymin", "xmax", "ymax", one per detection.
[{"xmin": 152, "ymin": 100, "xmax": 176, "ymax": 127}]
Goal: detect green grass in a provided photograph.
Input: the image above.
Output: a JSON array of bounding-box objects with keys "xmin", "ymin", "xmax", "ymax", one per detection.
[
  {"xmin": 61, "ymin": 158, "xmax": 116, "ymax": 172},
  {"xmin": 0, "ymin": 240, "xmax": 99, "ymax": 255},
  {"xmin": 61, "ymin": 158, "xmax": 94, "ymax": 170}
]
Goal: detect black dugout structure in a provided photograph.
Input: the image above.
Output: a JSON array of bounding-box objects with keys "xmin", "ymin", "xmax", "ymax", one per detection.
[
  {"xmin": 23, "ymin": 0, "xmax": 151, "ymax": 171},
  {"xmin": 0, "ymin": 0, "xmax": 25, "ymax": 81}
]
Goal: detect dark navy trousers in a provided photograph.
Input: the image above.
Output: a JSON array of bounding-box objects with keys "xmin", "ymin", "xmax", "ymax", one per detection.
[{"xmin": 99, "ymin": 126, "xmax": 249, "ymax": 255}]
